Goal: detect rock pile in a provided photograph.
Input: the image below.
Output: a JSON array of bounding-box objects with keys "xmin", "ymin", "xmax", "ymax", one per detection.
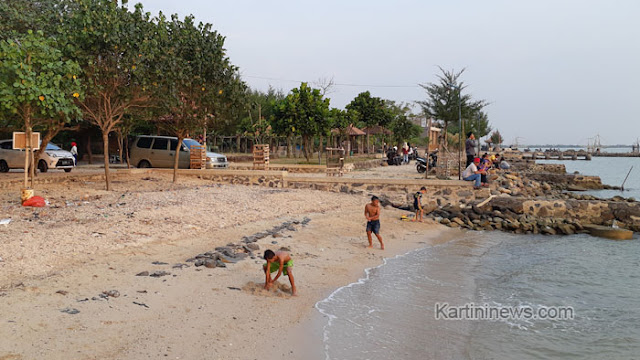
[
  {"xmin": 184, "ymin": 217, "xmax": 311, "ymax": 269},
  {"xmin": 431, "ymin": 203, "xmax": 588, "ymax": 235}
]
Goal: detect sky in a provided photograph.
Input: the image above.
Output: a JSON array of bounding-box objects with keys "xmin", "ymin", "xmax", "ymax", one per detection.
[{"xmin": 136, "ymin": 0, "xmax": 640, "ymax": 146}]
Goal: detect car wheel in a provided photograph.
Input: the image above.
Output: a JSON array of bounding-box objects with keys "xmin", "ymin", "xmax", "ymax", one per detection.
[
  {"xmin": 64, "ymin": 168, "xmax": 72, "ymax": 173},
  {"xmin": 138, "ymin": 160, "xmax": 151, "ymax": 168},
  {"xmin": 38, "ymin": 160, "xmax": 48, "ymax": 173},
  {"xmin": 0, "ymin": 160, "xmax": 8, "ymax": 173}
]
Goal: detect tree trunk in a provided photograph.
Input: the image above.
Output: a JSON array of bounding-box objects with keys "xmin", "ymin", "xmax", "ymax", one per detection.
[
  {"xmin": 125, "ymin": 137, "xmax": 131, "ymax": 169},
  {"xmin": 172, "ymin": 136, "xmax": 183, "ymax": 183},
  {"xmin": 366, "ymin": 133, "xmax": 370, "ymax": 154},
  {"xmin": 318, "ymin": 134, "xmax": 324, "ymax": 165},
  {"xmin": 102, "ymin": 131, "xmax": 111, "ymax": 191},
  {"xmin": 118, "ymin": 131, "xmax": 124, "ymax": 164},
  {"xmin": 303, "ymin": 135, "xmax": 311, "ymax": 162},
  {"xmin": 286, "ymin": 135, "xmax": 292, "ymax": 158},
  {"xmin": 86, "ymin": 134, "xmax": 93, "ymax": 164}
]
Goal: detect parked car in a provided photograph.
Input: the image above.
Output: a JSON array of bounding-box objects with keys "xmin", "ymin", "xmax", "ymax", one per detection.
[
  {"xmin": 0, "ymin": 140, "xmax": 75, "ymax": 173},
  {"xmin": 130, "ymin": 135, "xmax": 228, "ymax": 169}
]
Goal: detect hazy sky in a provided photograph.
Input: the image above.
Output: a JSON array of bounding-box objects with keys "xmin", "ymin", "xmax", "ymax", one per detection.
[{"xmin": 137, "ymin": 0, "xmax": 639, "ymax": 145}]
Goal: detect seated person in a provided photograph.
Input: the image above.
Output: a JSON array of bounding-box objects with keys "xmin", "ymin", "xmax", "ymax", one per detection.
[{"xmin": 461, "ymin": 158, "xmax": 486, "ymax": 189}]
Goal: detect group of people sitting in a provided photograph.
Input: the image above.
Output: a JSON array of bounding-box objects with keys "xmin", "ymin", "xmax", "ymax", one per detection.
[{"xmin": 462, "ymin": 153, "xmax": 510, "ymax": 189}]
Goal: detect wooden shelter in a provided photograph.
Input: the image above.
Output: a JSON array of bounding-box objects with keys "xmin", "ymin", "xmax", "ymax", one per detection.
[{"xmin": 331, "ymin": 124, "xmax": 366, "ymax": 155}]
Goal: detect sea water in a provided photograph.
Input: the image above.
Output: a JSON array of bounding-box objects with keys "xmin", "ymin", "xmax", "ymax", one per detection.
[
  {"xmin": 316, "ymin": 232, "xmax": 640, "ymax": 359},
  {"xmin": 538, "ymin": 156, "xmax": 640, "ymax": 199}
]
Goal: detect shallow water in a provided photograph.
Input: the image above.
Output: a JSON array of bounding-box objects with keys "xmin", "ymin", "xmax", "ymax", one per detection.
[
  {"xmin": 537, "ymin": 156, "xmax": 640, "ymax": 199},
  {"xmin": 316, "ymin": 232, "xmax": 640, "ymax": 359}
]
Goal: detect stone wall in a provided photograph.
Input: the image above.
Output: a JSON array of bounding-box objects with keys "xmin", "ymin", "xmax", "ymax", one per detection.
[
  {"xmin": 526, "ymin": 173, "xmax": 603, "ymax": 190},
  {"xmin": 491, "ymin": 196, "xmax": 640, "ymax": 229},
  {"xmin": 119, "ymin": 169, "xmax": 287, "ymax": 188},
  {"xmin": 0, "ymin": 173, "xmax": 108, "ymax": 190},
  {"xmin": 512, "ymin": 162, "xmax": 566, "ymax": 174},
  {"xmin": 229, "ymin": 164, "xmax": 325, "ymax": 174}
]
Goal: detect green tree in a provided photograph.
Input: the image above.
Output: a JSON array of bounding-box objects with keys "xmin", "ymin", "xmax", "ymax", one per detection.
[
  {"xmin": 271, "ymin": 83, "xmax": 329, "ymax": 162},
  {"xmin": 152, "ymin": 13, "xmax": 238, "ymax": 182},
  {"xmin": 0, "ymin": 0, "xmax": 61, "ymax": 41},
  {"xmin": 390, "ymin": 115, "xmax": 421, "ymax": 145},
  {"xmin": 346, "ymin": 91, "xmax": 390, "ymax": 153},
  {"xmin": 417, "ymin": 67, "xmax": 488, "ymax": 149},
  {"xmin": 0, "ymin": 30, "xmax": 82, "ymax": 185},
  {"xmin": 61, "ymin": 0, "xmax": 153, "ymax": 190},
  {"xmin": 489, "ymin": 130, "xmax": 504, "ymax": 148}
]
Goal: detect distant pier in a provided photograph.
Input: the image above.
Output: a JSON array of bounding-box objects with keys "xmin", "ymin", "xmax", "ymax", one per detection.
[{"xmin": 521, "ymin": 150, "xmax": 592, "ymax": 161}]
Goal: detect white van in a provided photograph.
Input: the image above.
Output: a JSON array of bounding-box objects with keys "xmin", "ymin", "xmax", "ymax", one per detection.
[
  {"xmin": 130, "ymin": 135, "xmax": 228, "ymax": 169},
  {"xmin": 0, "ymin": 140, "xmax": 75, "ymax": 173}
]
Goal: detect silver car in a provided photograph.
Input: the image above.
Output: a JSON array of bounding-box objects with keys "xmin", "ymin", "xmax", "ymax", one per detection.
[
  {"xmin": 0, "ymin": 140, "xmax": 75, "ymax": 173},
  {"xmin": 130, "ymin": 136, "xmax": 228, "ymax": 169}
]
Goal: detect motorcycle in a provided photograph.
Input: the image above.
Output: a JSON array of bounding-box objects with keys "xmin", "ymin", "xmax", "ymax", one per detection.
[
  {"xmin": 386, "ymin": 149, "xmax": 402, "ymax": 166},
  {"xmin": 415, "ymin": 152, "xmax": 438, "ymax": 173}
]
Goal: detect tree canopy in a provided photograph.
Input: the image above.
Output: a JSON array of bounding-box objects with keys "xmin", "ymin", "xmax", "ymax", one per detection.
[{"xmin": 417, "ymin": 67, "xmax": 489, "ymax": 148}]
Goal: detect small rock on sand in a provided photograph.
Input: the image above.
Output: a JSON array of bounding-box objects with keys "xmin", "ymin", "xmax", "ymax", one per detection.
[
  {"xmin": 149, "ymin": 271, "xmax": 171, "ymax": 277},
  {"xmin": 136, "ymin": 271, "xmax": 150, "ymax": 276},
  {"xmin": 61, "ymin": 308, "xmax": 80, "ymax": 315}
]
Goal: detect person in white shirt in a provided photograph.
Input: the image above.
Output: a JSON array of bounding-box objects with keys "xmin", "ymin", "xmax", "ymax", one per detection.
[
  {"xmin": 462, "ymin": 157, "xmax": 485, "ymax": 189},
  {"xmin": 70, "ymin": 142, "xmax": 78, "ymax": 165}
]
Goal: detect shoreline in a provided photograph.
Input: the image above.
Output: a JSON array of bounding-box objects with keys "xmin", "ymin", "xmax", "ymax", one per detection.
[
  {"xmin": 309, "ymin": 228, "xmax": 464, "ymax": 360},
  {"xmin": 0, "ymin": 174, "xmax": 459, "ymax": 359}
]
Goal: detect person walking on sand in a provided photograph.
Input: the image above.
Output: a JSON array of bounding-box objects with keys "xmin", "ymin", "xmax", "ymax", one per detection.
[
  {"xmin": 412, "ymin": 186, "xmax": 427, "ymax": 222},
  {"xmin": 70, "ymin": 141, "xmax": 78, "ymax": 165},
  {"xmin": 365, "ymin": 196, "xmax": 384, "ymax": 250},
  {"xmin": 263, "ymin": 249, "xmax": 297, "ymax": 296}
]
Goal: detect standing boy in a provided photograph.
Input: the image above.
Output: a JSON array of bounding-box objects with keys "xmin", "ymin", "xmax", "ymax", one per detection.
[
  {"xmin": 412, "ymin": 186, "xmax": 427, "ymax": 222},
  {"xmin": 263, "ymin": 250, "xmax": 297, "ymax": 296},
  {"xmin": 365, "ymin": 196, "xmax": 384, "ymax": 250}
]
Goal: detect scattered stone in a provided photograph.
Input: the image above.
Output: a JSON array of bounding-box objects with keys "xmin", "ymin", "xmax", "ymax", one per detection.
[
  {"xmin": 215, "ymin": 259, "xmax": 226, "ymax": 268},
  {"xmin": 279, "ymin": 246, "xmax": 291, "ymax": 252},
  {"xmin": 55, "ymin": 290, "xmax": 68, "ymax": 296},
  {"xmin": 136, "ymin": 271, "xmax": 149, "ymax": 277},
  {"xmin": 61, "ymin": 308, "xmax": 80, "ymax": 315},
  {"xmin": 133, "ymin": 301, "xmax": 149, "ymax": 308},
  {"xmin": 102, "ymin": 290, "xmax": 120, "ymax": 298},
  {"xmin": 151, "ymin": 261, "xmax": 169, "ymax": 265},
  {"xmin": 149, "ymin": 271, "xmax": 171, "ymax": 277},
  {"xmin": 172, "ymin": 263, "xmax": 189, "ymax": 269},
  {"xmin": 204, "ymin": 259, "xmax": 217, "ymax": 268},
  {"xmin": 194, "ymin": 259, "xmax": 205, "ymax": 267},
  {"xmin": 245, "ymin": 243, "xmax": 260, "ymax": 251},
  {"xmin": 271, "ymin": 241, "xmax": 278, "ymax": 244},
  {"xmin": 227, "ymin": 287, "xmax": 241, "ymax": 291}
]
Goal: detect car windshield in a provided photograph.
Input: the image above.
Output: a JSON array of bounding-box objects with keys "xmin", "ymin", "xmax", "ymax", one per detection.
[
  {"xmin": 46, "ymin": 143, "xmax": 62, "ymax": 150},
  {"xmin": 182, "ymin": 139, "xmax": 201, "ymax": 148}
]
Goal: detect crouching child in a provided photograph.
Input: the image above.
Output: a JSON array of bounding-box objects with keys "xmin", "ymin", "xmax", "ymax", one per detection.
[{"xmin": 263, "ymin": 250, "xmax": 297, "ymax": 296}]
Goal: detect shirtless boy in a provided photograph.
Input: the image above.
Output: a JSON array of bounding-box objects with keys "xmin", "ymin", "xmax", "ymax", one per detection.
[
  {"xmin": 364, "ymin": 196, "xmax": 384, "ymax": 250},
  {"xmin": 263, "ymin": 250, "xmax": 297, "ymax": 296}
]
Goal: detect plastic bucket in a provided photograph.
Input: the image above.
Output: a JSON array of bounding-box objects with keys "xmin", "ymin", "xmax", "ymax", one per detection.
[{"xmin": 21, "ymin": 188, "xmax": 34, "ymax": 204}]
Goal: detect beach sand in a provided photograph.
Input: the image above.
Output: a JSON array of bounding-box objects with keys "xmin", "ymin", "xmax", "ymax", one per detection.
[{"xmin": 0, "ymin": 172, "xmax": 455, "ymax": 359}]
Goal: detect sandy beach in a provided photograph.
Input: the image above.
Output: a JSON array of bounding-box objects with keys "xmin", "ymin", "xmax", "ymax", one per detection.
[{"xmin": 0, "ymin": 172, "xmax": 455, "ymax": 360}]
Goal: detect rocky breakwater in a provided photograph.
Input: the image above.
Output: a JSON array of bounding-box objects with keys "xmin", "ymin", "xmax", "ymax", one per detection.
[{"xmin": 426, "ymin": 169, "xmax": 639, "ymax": 235}]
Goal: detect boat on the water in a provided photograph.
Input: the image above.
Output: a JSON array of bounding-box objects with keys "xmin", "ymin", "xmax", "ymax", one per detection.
[{"xmin": 584, "ymin": 224, "xmax": 634, "ymax": 240}]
